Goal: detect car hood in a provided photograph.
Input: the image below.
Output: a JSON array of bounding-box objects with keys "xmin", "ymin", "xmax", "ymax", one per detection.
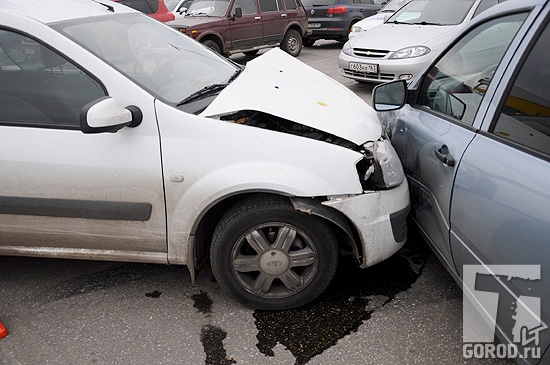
[
  {"xmin": 200, "ymin": 48, "xmax": 381, "ymax": 145},
  {"xmin": 350, "ymin": 23, "xmax": 459, "ymax": 50}
]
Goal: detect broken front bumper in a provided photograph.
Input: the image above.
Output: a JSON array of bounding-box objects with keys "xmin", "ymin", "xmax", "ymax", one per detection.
[{"xmin": 323, "ymin": 178, "xmax": 410, "ymax": 268}]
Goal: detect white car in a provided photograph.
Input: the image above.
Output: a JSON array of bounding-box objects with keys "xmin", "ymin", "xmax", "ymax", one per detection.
[
  {"xmin": 165, "ymin": 0, "xmax": 193, "ymax": 18},
  {"xmin": 0, "ymin": 0, "xmax": 409, "ymax": 310},
  {"xmin": 348, "ymin": 0, "xmax": 410, "ymax": 39},
  {"xmin": 339, "ymin": 0, "xmax": 507, "ymax": 83}
]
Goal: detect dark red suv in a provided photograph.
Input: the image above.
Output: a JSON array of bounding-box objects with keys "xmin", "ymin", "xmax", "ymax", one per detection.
[{"xmin": 167, "ymin": 0, "xmax": 309, "ymax": 57}]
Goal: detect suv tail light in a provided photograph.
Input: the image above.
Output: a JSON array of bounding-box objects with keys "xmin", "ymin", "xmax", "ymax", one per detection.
[{"xmin": 327, "ymin": 6, "xmax": 347, "ymax": 15}]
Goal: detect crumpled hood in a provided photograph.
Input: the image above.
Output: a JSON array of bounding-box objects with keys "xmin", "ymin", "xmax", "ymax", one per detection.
[
  {"xmin": 200, "ymin": 48, "xmax": 381, "ymax": 145},
  {"xmin": 350, "ymin": 23, "xmax": 459, "ymax": 51}
]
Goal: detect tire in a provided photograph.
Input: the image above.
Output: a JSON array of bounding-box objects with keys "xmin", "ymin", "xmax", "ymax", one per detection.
[
  {"xmin": 202, "ymin": 39, "xmax": 221, "ymax": 54},
  {"xmin": 210, "ymin": 196, "xmax": 338, "ymax": 310},
  {"xmin": 303, "ymin": 38, "xmax": 315, "ymax": 47},
  {"xmin": 280, "ymin": 29, "xmax": 303, "ymax": 57}
]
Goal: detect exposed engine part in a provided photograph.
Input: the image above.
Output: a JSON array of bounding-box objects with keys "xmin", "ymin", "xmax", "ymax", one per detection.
[{"xmin": 221, "ymin": 110, "xmax": 358, "ymax": 150}]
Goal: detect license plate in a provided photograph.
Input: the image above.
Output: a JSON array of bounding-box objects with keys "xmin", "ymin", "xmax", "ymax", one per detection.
[
  {"xmin": 308, "ymin": 22, "xmax": 321, "ymax": 28},
  {"xmin": 349, "ymin": 62, "xmax": 378, "ymax": 74}
]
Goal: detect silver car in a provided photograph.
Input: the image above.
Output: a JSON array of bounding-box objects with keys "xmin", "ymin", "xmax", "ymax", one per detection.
[
  {"xmin": 373, "ymin": 0, "xmax": 550, "ymax": 362},
  {"xmin": 338, "ymin": 0, "xmax": 506, "ymax": 84}
]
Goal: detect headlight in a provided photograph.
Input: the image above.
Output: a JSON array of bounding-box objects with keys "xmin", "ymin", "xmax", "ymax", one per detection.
[
  {"xmin": 361, "ymin": 139, "xmax": 404, "ymax": 189},
  {"xmin": 390, "ymin": 46, "xmax": 430, "ymax": 59},
  {"xmin": 341, "ymin": 41, "xmax": 353, "ymax": 56},
  {"xmin": 351, "ymin": 25, "xmax": 363, "ymax": 33}
]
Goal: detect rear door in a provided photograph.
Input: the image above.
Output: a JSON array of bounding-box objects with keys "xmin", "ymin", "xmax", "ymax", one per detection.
[
  {"xmin": 229, "ymin": 0, "xmax": 263, "ymax": 50},
  {"xmin": 450, "ymin": 11, "xmax": 550, "ymax": 362},
  {"xmin": 259, "ymin": 0, "xmax": 287, "ymax": 44}
]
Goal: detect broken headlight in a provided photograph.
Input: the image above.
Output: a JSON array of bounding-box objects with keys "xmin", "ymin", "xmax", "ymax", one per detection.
[{"xmin": 357, "ymin": 139, "xmax": 404, "ymax": 190}]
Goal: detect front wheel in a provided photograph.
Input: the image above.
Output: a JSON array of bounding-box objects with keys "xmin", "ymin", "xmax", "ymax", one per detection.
[
  {"xmin": 280, "ymin": 29, "xmax": 303, "ymax": 57},
  {"xmin": 210, "ymin": 196, "xmax": 338, "ymax": 310}
]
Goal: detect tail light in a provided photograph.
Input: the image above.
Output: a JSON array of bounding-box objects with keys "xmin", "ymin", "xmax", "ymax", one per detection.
[{"xmin": 327, "ymin": 6, "xmax": 347, "ymax": 15}]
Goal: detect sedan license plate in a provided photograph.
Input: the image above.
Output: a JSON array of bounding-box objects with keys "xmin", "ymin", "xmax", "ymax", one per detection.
[
  {"xmin": 308, "ymin": 22, "xmax": 321, "ymax": 28},
  {"xmin": 349, "ymin": 62, "xmax": 378, "ymax": 74}
]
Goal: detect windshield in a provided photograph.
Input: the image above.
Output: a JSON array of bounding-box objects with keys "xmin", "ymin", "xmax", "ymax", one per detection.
[
  {"xmin": 186, "ymin": 0, "xmax": 231, "ymax": 16},
  {"xmin": 387, "ymin": 0, "xmax": 475, "ymax": 25},
  {"xmin": 381, "ymin": 0, "xmax": 410, "ymax": 12},
  {"xmin": 53, "ymin": 14, "xmax": 238, "ymax": 104}
]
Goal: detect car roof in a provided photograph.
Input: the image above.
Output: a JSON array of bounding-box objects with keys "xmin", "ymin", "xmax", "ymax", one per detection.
[{"xmin": 1, "ymin": 0, "xmax": 136, "ymax": 24}]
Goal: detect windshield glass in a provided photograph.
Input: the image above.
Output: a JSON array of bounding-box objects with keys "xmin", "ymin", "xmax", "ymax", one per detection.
[
  {"xmin": 53, "ymin": 14, "xmax": 238, "ymax": 104},
  {"xmin": 382, "ymin": 0, "xmax": 410, "ymax": 12},
  {"xmin": 388, "ymin": 0, "xmax": 475, "ymax": 25},
  {"xmin": 186, "ymin": 0, "xmax": 230, "ymax": 16}
]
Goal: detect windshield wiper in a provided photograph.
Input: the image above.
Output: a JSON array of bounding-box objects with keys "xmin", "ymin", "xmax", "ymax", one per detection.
[
  {"xmin": 410, "ymin": 21, "xmax": 442, "ymax": 25},
  {"xmin": 177, "ymin": 69, "xmax": 242, "ymax": 106},
  {"xmin": 177, "ymin": 84, "xmax": 227, "ymax": 106},
  {"xmin": 188, "ymin": 12, "xmax": 210, "ymax": 16}
]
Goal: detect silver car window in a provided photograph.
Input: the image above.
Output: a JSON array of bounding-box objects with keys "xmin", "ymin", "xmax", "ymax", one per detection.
[
  {"xmin": 0, "ymin": 29, "xmax": 105, "ymax": 129},
  {"xmin": 416, "ymin": 12, "xmax": 527, "ymax": 126}
]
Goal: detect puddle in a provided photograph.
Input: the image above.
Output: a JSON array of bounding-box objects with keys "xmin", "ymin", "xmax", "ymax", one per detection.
[
  {"xmin": 201, "ymin": 324, "xmax": 236, "ymax": 365},
  {"xmin": 254, "ymin": 236, "xmax": 430, "ymax": 365},
  {"xmin": 192, "ymin": 290, "xmax": 213, "ymax": 316},
  {"xmin": 145, "ymin": 290, "xmax": 162, "ymax": 298}
]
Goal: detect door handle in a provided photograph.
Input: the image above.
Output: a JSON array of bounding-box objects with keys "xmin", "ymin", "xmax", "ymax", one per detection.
[
  {"xmin": 435, "ymin": 145, "xmax": 455, "ymax": 166},
  {"xmin": 281, "ymin": 13, "xmax": 287, "ymax": 17},
  {"xmin": 255, "ymin": 16, "xmax": 261, "ymax": 20}
]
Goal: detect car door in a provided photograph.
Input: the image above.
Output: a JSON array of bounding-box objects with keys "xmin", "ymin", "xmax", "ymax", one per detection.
[
  {"xmin": 259, "ymin": 0, "xmax": 286, "ymax": 44},
  {"xmin": 0, "ymin": 28, "xmax": 167, "ymax": 261},
  {"xmin": 450, "ymin": 13, "xmax": 550, "ymax": 362},
  {"xmin": 385, "ymin": 11, "xmax": 529, "ymax": 273},
  {"xmin": 229, "ymin": 0, "xmax": 263, "ymax": 50}
]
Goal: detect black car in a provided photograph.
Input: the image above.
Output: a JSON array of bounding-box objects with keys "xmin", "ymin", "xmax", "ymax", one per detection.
[{"xmin": 302, "ymin": 0, "xmax": 385, "ymax": 45}]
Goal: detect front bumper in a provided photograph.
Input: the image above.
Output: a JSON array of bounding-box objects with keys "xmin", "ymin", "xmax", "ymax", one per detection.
[
  {"xmin": 323, "ymin": 178, "xmax": 410, "ymax": 268},
  {"xmin": 338, "ymin": 50, "xmax": 429, "ymax": 84}
]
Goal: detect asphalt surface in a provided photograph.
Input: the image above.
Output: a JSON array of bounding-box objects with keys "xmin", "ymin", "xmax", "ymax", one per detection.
[{"xmin": 0, "ymin": 42, "xmax": 513, "ymax": 365}]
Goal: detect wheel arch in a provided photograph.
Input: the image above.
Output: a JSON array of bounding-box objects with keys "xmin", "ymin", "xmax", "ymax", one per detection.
[
  {"xmin": 189, "ymin": 192, "xmax": 363, "ymax": 278},
  {"xmin": 197, "ymin": 33, "xmax": 225, "ymax": 54}
]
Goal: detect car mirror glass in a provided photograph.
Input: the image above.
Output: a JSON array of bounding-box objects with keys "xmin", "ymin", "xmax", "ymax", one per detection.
[{"xmin": 372, "ymin": 80, "xmax": 407, "ymax": 111}]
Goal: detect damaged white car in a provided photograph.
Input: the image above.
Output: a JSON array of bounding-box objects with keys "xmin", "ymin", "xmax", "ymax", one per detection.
[{"xmin": 0, "ymin": 0, "xmax": 409, "ymax": 309}]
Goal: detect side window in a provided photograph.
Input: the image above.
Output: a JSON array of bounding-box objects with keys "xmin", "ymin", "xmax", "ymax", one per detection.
[
  {"xmin": 259, "ymin": 0, "xmax": 282, "ymax": 12},
  {"xmin": 284, "ymin": 0, "xmax": 297, "ymax": 10},
  {"xmin": 0, "ymin": 30, "xmax": 106, "ymax": 129},
  {"xmin": 417, "ymin": 13, "xmax": 527, "ymax": 126},
  {"xmin": 234, "ymin": 0, "xmax": 259, "ymax": 14},
  {"xmin": 473, "ymin": 0, "xmax": 498, "ymax": 19},
  {"xmin": 493, "ymin": 21, "xmax": 550, "ymax": 156}
]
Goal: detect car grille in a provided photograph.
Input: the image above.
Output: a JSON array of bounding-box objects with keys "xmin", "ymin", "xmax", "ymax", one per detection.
[{"xmin": 352, "ymin": 48, "xmax": 389, "ymax": 58}]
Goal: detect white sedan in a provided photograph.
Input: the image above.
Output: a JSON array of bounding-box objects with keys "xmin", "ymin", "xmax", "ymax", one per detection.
[{"xmin": 0, "ymin": 0, "xmax": 409, "ymax": 310}]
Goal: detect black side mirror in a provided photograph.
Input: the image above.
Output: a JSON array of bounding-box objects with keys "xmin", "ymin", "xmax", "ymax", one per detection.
[{"xmin": 232, "ymin": 7, "xmax": 242, "ymax": 20}]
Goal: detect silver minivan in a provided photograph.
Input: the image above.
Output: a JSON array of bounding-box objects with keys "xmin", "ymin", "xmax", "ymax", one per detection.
[{"xmin": 373, "ymin": 0, "xmax": 550, "ymax": 363}]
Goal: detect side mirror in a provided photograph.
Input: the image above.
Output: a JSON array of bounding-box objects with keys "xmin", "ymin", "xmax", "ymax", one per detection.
[
  {"xmin": 80, "ymin": 97, "xmax": 143, "ymax": 134},
  {"xmin": 372, "ymin": 80, "xmax": 407, "ymax": 111},
  {"xmin": 232, "ymin": 7, "xmax": 242, "ymax": 20}
]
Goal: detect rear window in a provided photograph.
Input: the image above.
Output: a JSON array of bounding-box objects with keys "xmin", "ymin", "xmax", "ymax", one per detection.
[{"xmin": 284, "ymin": 0, "xmax": 298, "ymax": 10}]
